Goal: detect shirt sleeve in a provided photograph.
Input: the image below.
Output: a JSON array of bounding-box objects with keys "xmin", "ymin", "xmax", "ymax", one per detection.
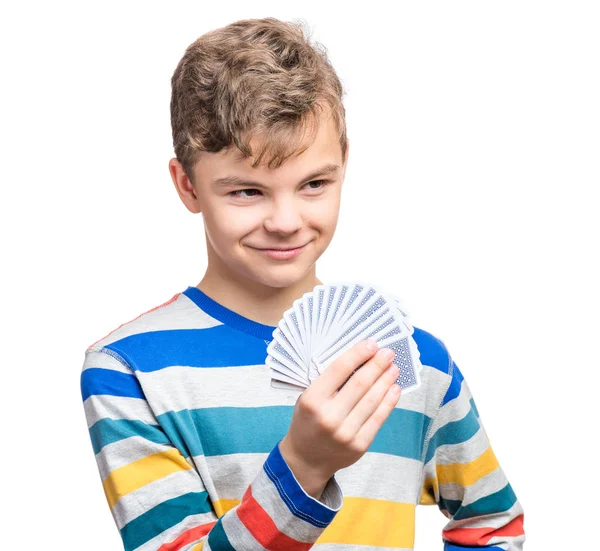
[
  {"xmin": 80, "ymin": 347, "xmax": 343, "ymax": 551},
  {"xmin": 419, "ymin": 355, "xmax": 526, "ymax": 550}
]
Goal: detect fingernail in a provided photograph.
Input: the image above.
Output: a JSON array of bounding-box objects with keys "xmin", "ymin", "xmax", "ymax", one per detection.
[
  {"xmin": 365, "ymin": 338, "xmax": 378, "ymax": 352},
  {"xmin": 382, "ymin": 348, "xmax": 395, "ymax": 361}
]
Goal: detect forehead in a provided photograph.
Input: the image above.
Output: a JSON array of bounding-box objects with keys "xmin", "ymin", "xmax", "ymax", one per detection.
[{"xmin": 195, "ymin": 114, "xmax": 342, "ymax": 183}]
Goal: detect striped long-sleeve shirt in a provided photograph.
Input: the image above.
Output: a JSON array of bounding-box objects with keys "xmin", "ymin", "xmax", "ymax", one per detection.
[{"xmin": 80, "ymin": 285, "xmax": 526, "ymax": 550}]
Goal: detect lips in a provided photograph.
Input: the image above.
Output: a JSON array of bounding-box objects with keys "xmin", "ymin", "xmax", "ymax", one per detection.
[{"xmin": 256, "ymin": 244, "xmax": 307, "ymax": 251}]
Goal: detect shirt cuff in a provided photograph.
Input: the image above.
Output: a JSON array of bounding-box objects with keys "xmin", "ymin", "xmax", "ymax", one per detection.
[{"xmin": 263, "ymin": 439, "xmax": 343, "ymax": 528}]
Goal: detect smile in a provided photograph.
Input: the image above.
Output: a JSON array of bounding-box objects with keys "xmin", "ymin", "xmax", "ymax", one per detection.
[{"xmin": 251, "ymin": 243, "xmax": 309, "ymax": 260}]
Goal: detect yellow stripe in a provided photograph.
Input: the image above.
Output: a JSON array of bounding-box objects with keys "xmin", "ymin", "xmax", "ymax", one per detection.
[
  {"xmin": 191, "ymin": 542, "xmax": 204, "ymax": 551},
  {"xmin": 214, "ymin": 496, "xmax": 414, "ymax": 547},
  {"xmin": 214, "ymin": 498, "xmax": 239, "ymax": 518},
  {"xmin": 316, "ymin": 497, "xmax": 415, "ymax": 548},
  {"xmin": 419, "ymin": 476, "xmax": 438, "ymax": 505},
  {"xmin": 436, "ymin": 446, "xmax": 499, "ymax": 486},
  {"xmin": 103, "ymin": 449, "xmax": 192, "ymax": 509}
]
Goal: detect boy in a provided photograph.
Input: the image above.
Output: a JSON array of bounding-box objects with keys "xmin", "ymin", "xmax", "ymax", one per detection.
[{"xmin": 80, "ymin": 17, "xmax": 525, "ymax": 551}]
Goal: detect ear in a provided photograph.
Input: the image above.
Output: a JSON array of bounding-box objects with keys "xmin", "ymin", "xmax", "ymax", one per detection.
[{"xmin": 168, "ymin": 158, "xmax": 202, "ymax": 214}]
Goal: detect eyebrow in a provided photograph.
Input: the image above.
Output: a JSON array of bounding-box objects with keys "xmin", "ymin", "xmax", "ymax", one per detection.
[{"xmin": 212, "ymin": 163, "xmax": 340, "ymax": 189}]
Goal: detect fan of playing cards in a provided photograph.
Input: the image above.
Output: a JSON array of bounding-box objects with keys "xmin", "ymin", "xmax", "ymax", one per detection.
[{"xmin": 266, "ymin": 281, "xmax": 422, "ymax": 394}]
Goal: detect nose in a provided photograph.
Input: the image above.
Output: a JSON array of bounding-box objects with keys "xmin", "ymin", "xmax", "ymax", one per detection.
[{"xmin": 263, "ymin": 197, "xmax": 303, "ymax": 235}]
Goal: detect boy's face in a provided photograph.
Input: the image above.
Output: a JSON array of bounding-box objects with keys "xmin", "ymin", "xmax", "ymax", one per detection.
[{"xmin": 169, "ymin": 113, "xmax": 349, "ymax": 291}]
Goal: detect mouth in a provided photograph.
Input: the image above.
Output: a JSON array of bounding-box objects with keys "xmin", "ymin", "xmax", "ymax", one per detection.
[
  {"xmin": 249, "ymin": 241, "xmax": 311, "ymax": 259},
  {"xmin": 254, "ymin": 243, "xmax": 309, "ymax": 251}
]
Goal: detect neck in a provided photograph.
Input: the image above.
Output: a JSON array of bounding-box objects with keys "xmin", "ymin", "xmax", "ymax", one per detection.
[{"xmin": 196, "ymin": 267, "xmax": 322, "ymax": 327}]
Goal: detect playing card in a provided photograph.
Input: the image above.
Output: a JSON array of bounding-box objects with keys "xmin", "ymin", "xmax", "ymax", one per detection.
[
  {"xmin": 281, "ymin": 309, "xmax": 307, "ymax": 365},
  {"xmin": 293, "ymin": 297, "xmax": 310, "ymax": 364},
  {"xmin": 315, "ymin": 302, "xmax": 398, "ymax": 370},
  {"xmin": 266, "ymin": 338, "xmax": 306, "ymax": 381},
  {"xmin": 375, "ymin": 332, "xmax": 421, "ymax": 393},
  {"xmin": 337, "ymin": 282, "xmax": 365, "ymax": 322},
  {"xmin": 321, "ymin": 283, "xmax": 350, "ymax": 342},
  {"xmin": 337, "ymin": 284, "xmax": 378, "ymax": 328},
  {"xmin": 311, "ymin": 285, "xmax": 327, "ymax": 353},
  {"xmin": 317, "ymin": 285, "xmax": 338, "ymax": 344},
  {"xmin": 266, "ymin": 355, "xmax": 310, "ymax": 386},
  {"xmin": 270, "ymin": 378, "xmax": 305, "ymax": 393},
  {"xmin": 301, "ymin": 293, "xmax": 313, "ymax": 364},
  {"xmin": 267, "ymin": 281, "xmax": 422, "ymax": 394}
]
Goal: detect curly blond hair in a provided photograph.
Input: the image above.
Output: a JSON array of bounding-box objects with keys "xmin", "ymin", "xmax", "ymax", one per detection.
[{"xmin": 170, "ymin": 17, "xmax": 348, "ymax": 186}]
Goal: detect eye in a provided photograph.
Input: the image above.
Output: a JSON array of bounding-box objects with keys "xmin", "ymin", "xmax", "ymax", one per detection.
[
  {"xmin": 228, "ymin": 180, "xmax": 330, "ymax": 199},
  {"xmin": 229, "ymin": 188, "xmax": 262, "ymax": 199},
  {"xmin": 304, "ymin": 179, "xmax": 329, "ymax": 190}
]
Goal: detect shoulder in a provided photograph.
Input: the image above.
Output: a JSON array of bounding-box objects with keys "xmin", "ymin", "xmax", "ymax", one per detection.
[
  {"xmin": 411, "ymin": 325, "xmax": 453, "ymax": 376},
  {"xmin": 412, "ymin": 325, "xmax": 468, "ymax": 409},
  {"xmin": 85, "ymin": 290, "xmax": 220, "ymax": 362}
]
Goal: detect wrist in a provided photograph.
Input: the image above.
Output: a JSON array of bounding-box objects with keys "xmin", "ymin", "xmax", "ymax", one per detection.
[{"xmin": 279, "ymin": 438, "xmax": 332, "ymax": 498}]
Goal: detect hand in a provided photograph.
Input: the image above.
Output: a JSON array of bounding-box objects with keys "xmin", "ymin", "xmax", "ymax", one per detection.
[{"xmin": 279, "ymin": 339, "xmax": 401, "ymax": 497}]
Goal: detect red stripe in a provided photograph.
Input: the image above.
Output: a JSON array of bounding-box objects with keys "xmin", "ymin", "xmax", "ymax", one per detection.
[
  {"xmin": 156, "ymin": 521, "xmax": 216, "ymax": 551},
  {"xmin": 442, "ymin": 514, "xmax": 525, "ymax": 546},
  {"xmin": 236, "ymin": 485, "xmax": 312, "ymax": 551}
]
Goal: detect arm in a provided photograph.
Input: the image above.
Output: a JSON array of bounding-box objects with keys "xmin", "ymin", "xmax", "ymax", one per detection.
[
  {"xmin": 420, "ymin": 356, "xmax": 525, "ymax": 550},
  {"xmin": 80, "ymin": 347, "xmax": 343, "ymax": 551}
]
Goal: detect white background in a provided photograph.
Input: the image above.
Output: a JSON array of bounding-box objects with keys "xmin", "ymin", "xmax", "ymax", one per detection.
[{"xmin": 2, "ymin": 1, "xmax": 598, "ymax": 549}]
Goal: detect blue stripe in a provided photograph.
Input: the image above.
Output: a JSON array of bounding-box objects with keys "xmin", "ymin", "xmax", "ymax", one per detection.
[
  {"xmin": 441, "ymin": 361, "xmax": 465, "ymax": 406},
  {"xmin": 81, "ymin": 368, "xmax": 144, "ymax": 402},
  {"xmin": 412, "ymin": 327, "xmax": 451, "ymax": 374},
  {"xmin": 104, "ymin": 325, "xmax": 269, "ymax": 373},
  {"xmin": 120, "ymin": 491, "xmax": 211, "ymax": 551},
  {"xmin": 263, "ymin": 440, "xmax": 337, "ymax": 527},
  {"xmin": 157, "ymin": 406, "xmax": 433, "ymax": 461},
  {"xmin": 206, "ymin": 517, "xmax": 235, "ymax": 550},
  {"xmin": 470, "ymin": 396, "xmax": 480, "ymax": 418},
  {"xmin": 183, "ymin": 286, "xmax": 277, "ymax": 340},
  {"xmin": 439, "ymin": 483, "xmax": 517, "ymax": 525},
  {"xmin": 425, "ymin": 402, "xmax": 481, "ymax": 464},
  {"xmin": 88, "ymin": 418, "xmax": 171, "ymax": 454},
  {"xmin": 454, "ymin": 483, "xmax": 518, "ymax": 521}
]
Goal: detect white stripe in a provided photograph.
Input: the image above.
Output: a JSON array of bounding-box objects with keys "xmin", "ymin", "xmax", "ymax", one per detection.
[
  {"xmin": 91, "ymin": 293, "xmax": 222, "ymax": 349},
  {"xmin": 442, "ymin": 499, "xmax": 524, "ymax": 532},
  {"xmin": 138, "ymin": 362, "xmax": 446, "ymax": 418},
  {"xmin": 82, "ymin": 349, "xmax": 131, "ymax": 373},
  {"xmin": 202, "ymin": 450, "xmax": 423, "ymax": 504},
  {"xmin": 487, "ymin": 532, "xmax": 525, "ymax": 550},
  {"xmin": 83, "ymin": 394, "xmax": 157, "ymax": 427},
  {"xmin": 335, "ymin": 452, "xmax": 423, "ymax": 502},
  {"xmin": 428, "ymin": 425, "xmax": 489, "ymax": 466},
  {"xmin": 430, "ymin": 378, "xmax": 474, "ymax": 434},
  {"xmin": 94, "ymin": 435, "xmax": 175, "ymax": 480},
  {"xmin": 220, "ymin": 507, "xmax": 269, "ymax": 550},
  {"xmin": 397, "ymin": 363, "xmax": 450, "ymax": 418},
  {"xmin": 202, "ymin": 453, "xmax": 267, "ymax": 498}
]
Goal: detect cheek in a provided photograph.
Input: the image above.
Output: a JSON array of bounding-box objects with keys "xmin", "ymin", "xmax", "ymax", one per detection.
[
  {"xmin": 310, "ymin": 197, "xmax": 341, "ymax": 228},
  {"xmin": 209, "ymin": 207, "xmax": 259, "ymax": 240}
]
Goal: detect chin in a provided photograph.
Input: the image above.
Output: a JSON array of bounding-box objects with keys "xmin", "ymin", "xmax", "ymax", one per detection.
[
  {"xmin": 236, "ymin": 261, "xmax": 316, "ymax": 290},
  {"xmin": 253, "ymin": 269, "xmax": 312, "ymax": 289}
]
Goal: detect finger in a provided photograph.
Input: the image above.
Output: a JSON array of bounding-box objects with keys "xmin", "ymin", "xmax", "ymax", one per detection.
[
  {"xmin": 332, "ymin": 346, "xmax": 396, "ymax": 417},
  {"xmin": 353, "ymin": 380, "xmax": 402, "ymax": 451},
  {"xmin": 312, "ymin": 339, "xmax": 379, "ymax": 400},
  {"xmin": 339, "ymin": 361, "xmax": 400, "ymax": 437}
]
